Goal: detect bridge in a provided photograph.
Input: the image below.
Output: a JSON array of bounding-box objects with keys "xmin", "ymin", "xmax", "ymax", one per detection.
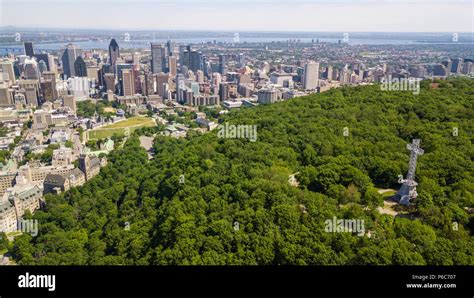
[
  {"xmin": 0, "ymin": 48, "xmax": 25, "ymax": 53},
  {"xmin": 0, "ymin": 48, "xmax": 60, "ymax": 54}
]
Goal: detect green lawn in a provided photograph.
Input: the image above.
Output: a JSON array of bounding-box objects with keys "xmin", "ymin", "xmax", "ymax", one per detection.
[
  {"xmin": 375, "ymin": 188, "xmax": 396, "ymax": 197},
  {"xmin": 88, "ymin": 128, "xmax": 125, "ymax": 139},
  {"xmin": 104, "ymin": 117, "xmax": 155, "ymax": 129},
  {"xmin": 87, "ymin": 117, "xmax": 156, "ymax": 140}
]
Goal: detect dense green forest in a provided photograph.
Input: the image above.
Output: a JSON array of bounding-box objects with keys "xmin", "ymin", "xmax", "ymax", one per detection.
[{"xmin": 6, "ymin": 78, "xmax": 473, "ymax": 265}]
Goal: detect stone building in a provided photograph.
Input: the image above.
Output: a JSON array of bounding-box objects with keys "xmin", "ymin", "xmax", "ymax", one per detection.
[
  {"xmin": 78, "ymin": 154, "xmax": 107, "ymax": 181},
  {"xmin": 0, "ymin": 184, "xmax": 42, "ymax": 233},
  {"xmin": 43, "ymin": 168, "xmax": 85, "ymax": 194}
]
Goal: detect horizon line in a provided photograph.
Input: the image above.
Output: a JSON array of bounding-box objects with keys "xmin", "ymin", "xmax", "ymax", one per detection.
[{"xmin": 0, "ymin": 26, "xmax": 473, "ymax": 34}]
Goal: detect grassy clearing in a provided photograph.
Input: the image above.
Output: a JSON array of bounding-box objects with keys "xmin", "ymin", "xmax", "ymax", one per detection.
[
  {"xmin": 104, "ymin": 117, "xmax": 154, "ymax": 129},
  {"xmin": 87, "ymin": 117, "xmax": 156, "ymax": 140}
]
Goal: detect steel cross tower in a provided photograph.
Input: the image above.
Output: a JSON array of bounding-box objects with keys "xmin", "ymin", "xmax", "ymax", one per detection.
[{"xmin": 394, "ymin": 139, "xmax": 424, "ymax": 205}]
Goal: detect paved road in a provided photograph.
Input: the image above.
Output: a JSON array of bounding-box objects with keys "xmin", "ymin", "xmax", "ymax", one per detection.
[{"xmin": 139, "ymin": 136, "xmax": 155, "ymax": 160}]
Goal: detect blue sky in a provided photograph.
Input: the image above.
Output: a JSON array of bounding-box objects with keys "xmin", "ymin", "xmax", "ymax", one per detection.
[{"xmin": 0, "ymin": 0, "xmax": 472, "ymax": 32}]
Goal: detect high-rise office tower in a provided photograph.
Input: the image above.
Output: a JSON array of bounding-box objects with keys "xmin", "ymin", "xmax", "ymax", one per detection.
[
  {"xmin": 219, "ymin": 54, "xmax": 226, "ymax": 75},
  {"xmin": 168, "ymin": 56, "xmax": 177, "ymax": 77},
  {"xmin": 190, "ymin": 82, "xmax": 199, "ymax": 97},
  {"xmin": 176, "ymin": 74, "xmax": 185, "ymax": 102},
  {"xmin": 61, "ymin": 44, "xmax": 82, "ymax": 78},
  {"xmin": 196, "ymin": 70, "xmax": 204, "ymax": 83},
  {"xmin": 433, "ymin": 64, "xmax": 447, "ymax": 76},
  {"xmin": 108, "ymin": 39, "xmax": 120, "ymax": 74},
  {"xmin": 0, "ymin": 85, "xmax": 12, "ymax": 106},
  {"xmin": 190, "ymin": 51, "xmax": 203, "ymax": 72},
  {"xmin": 103, "ymin": 73, "xmax": 116, "ymax": 92},
  {"xmin": 41, "ymin": 79, "xmax": 55, "ymax": 101},
  {"xmin": 202, "ymin": 56, "xmax": 210, "ymax": 78},
  {"xmin": 134, "ymin": 70, "xmax": 142, "ymax": 95},
  {"xmin": 179, "ymin": 45, "xmax": 191, "ymax": 70},
  {"xmin": 442, "ymin": 60, "xmax": 452, "ymax": 75},
  {"xmin": 19, "ymin": 80, "xmax": 40, "ymax": 106},
  {"xmin": 462, "ymin": 61, "xmax": 472, "ymax": 75},
  {"xmin": 63, "ymin": 95, "xmax": 76, "ymax": 113},
  {"xmin": 24, "ymin": 42, "xmax": 35, "ymax": 57},
  {"xmin": 133, "ymin": 52, "xmax": 140, "ymax": 66},
  {"xmin": 116, "ymin": 63, "xmax": 133, "ymax": 94},
  {"xmin": 42, "ymin": 71, "xmax": 58, "ymax": 99},
  {"xmin": 34, "ymin": 53, "xmax": 50, "ymax": 71},
  {"xmin": 24, "ymin": 58, "xmax": 40, "ymax": 80},
  {"xmin": 238, "ymin": 53, "xmax": 245, "ymax": 68},
  {"xmin": 182, "ymin": 51, "xmax": 190, "ymax": 70},
  {"xmin": 0, "ymin": 60, "xmax": 16, "ymax": 85},
  {"xmin": 74, "ymin": 56, "xmax": 87, "ymax": 77},
  {"xmin": 166, "ymin": 40, "xmax": 176, "ymax": 56},
  {"xmin": 219, "ymin": 82, "xmax": 228, "ymax": 101},
  {"xmin": 151, "ymin": 43, "xmax": 165, "ymax": 74},
  {"xmin": 212, "ymin": 72, "xmax": 222, "ymax": 94},
  {"xmin": 121, "ymin": 69, "xmax": 134, "ymax": 96},
  {"xmin": 48, "ymin": 54, "xmax": 57, "ymax": 72},
  {"xmin": 451, "ymin": 58, "xmax": 463, "ymax": 74},
  {"xmin": 303, "ymin": 61, "xmax": 319, "ymax": 90},
  {"xmin": 144, "ymin": 72, "xmax": 155, "ymax": 96},
  {"xmin": 155, "ymin": 73, "xmax": 169, "ymax": 98},
  {"xmin": 325, "ymin": 66, "xmax": 333, "ymax": 80},
  {"xmin": 179, "ymin": 45, "xmax": 187, "ymax": 66}
]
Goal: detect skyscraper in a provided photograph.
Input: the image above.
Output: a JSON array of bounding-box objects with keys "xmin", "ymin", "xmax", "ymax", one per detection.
[
  {"xmin": 442, "ymin": 60, "xmax": 452, "ymax": 75},
  {"xmin": 219, "ymin": 54, "xmax": 226, "ymax": 75},
  {"xmin": 63, "ymin": 95, "xmax": 76, "ymax": 113},
  {"xmin": 155, "ymin": 73, "xmax": 169, "ymax": 98},
  {"xmin": 176, "ymin": 74, "xmax": 185, "ymax": 102},
  {"xmin": 219, "ymin": 82, "xmax": 228, "ymax": 101},
  {"xmin": 179, "ymin": 45, "xmax": 188, "ymax": 69},
  {"xmin": 238, "ymin": 53, "xmax": 245, "ymax": 68},
  {"xmin": 151, "ymin": 43, "xmax": 165, "ymax": 74},
  {"xmin": 108, "ymin": 39, "xmax": 120, "ymax": 74},
  {"xmin": 121, "ymin": 69, "xmax": 134, "ymax": 96},
  {"xmin": 122, "ymin": 69, "xmax": 135, "ymax": 96},
  {"xmin": 24, "ymin": 58, "xmax": 40, "ymax": 80},
  {"xmin": 304, "ymin": 61, "xmax": 320, "ymax": 90},
  {"xmin": 0, "ymin": 60, "xmax": 16, "ymax": 84},
  {"xmin": 103, "ymin": 73, "xmax": 116, "ymax": 92},
  {"xmin": 190, "ymin": 51, "xmax": 203, "ymax": 72},
  {"xmin": 34, "ymin": 53, "xmax": 50, "ymax": 71},
  {"xmin": 166, "ymin": 40, "xmax": 176, "ymax": 57},
  {"xmin": 48, "ymin": 54, "xmax": 57, "ymax": 72},
  {"xmin": 74, "ymin": 56, "xmax": 87, "ymax": 77},
  {"xmin": 0, "ymin": 85, "xmax": 12, "ymax": 106},
  {"xmin": 61, "ymin": 44, "xmax": 82, "ymax": 78},
  {"xmin": 144, "ymin": 72, "xmax": 155, "ymax": 96},
  {"xmin": 24, "ymin": 42, "xmax": 35, "ymax": 57},
  {"xmin": 202, "ymin": 56, "xmax": 210, "ymax": 78},
  {"xmin": 461, "ymin": 61, "xmax": 472, "ymax": 75},
  {"xmin": 168, "ymin": 56, "xmax": 177, "ymax": 77},
  {"xmin": 451, "ymin": 58, "xmax": 463, "ymax": 74},
  {"xmin": 116, "ymin": 63, "xmax": 133, "ymax": 94}
]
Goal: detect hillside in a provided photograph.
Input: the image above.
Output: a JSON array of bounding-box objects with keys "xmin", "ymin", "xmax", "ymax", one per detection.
[{"xmin": 8, "ymin": 78, "xmax": 473, "ymax": 265}]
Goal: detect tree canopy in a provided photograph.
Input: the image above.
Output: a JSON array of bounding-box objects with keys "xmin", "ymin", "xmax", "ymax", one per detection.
[{"xmin": 10, "ymin": 78, "xmax": 473, "ymax": 265}]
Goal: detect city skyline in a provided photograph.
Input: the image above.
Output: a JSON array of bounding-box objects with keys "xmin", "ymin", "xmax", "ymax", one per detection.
[{"xmin": 0, "ymin": 0, "xmax": 472, "ymax": 32}]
